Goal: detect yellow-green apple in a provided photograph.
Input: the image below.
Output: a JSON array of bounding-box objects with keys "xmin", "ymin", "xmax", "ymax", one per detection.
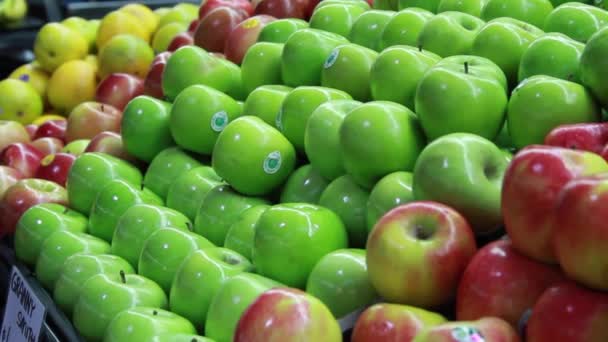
[
  {"xmin": 398, "ymin": 0, "xmax": 439, "ymax": 12},
  {"xmin": 61, "ymin": 139, "xmax": 90, "ymax": 156},
  {"xmin": 143, "ymin": 51, "xmax": 171, "ymax": 99},
  {"xmin": 166, "ymin": 166, "xmax": 223, "ymax": 221},
  {"xmin": 95, "ymin": 73, "xmax": 144, "ymax": 111},
  {"xmin": 471, "ymin": 18, "xmax": 544, "ymax": 87},
  {"xmin": 281, "ymin": 28, "xmax": 349, "ymax": 87},
  {"xmin": 437, "ymin": 0, "xmax": 489, "ymax": 16},
  {"xmin": 304, "ymin": 99, "xmax": 361, "ymax": 181},
  {"xmin": 456, "ymin": 239, "xmax": 565, "ymax": 327},
  {"xmin": 481, "ymin": 0, "xmax": 553, "ymax": 28},
  {"xmin": 169, "ymin": 247, "xmax": 253, "ymax": 330},
  {"xmin": 413, "ymin": 133, "xmax": 509, "ymax": 236},
  {"xmin": 234, "ymin": 288, "xmax": 342, "ymax": 342},
  {"xmin": 306, "ymin": 249, "xmax": 377, "ymax": 318},
  {"xmin": 35, "ymin": 152, "xmax": 77, "ymax": 187},
  {"xmin": 507, "ymin": 75, "xmax": 601, "ymax": 149},
  {"xmin": 518, "ymin": 32, "xmax": 585, "ymax": 84},
  {"xmin": 0, "ymin": 79, "xmax": 42, "ymax": 125},
  {"xmin": 366, "ymin": 201, "xmax": 477, "ymax": 308},
  {"xmin": 65, "ymin": 102, "xmax": 122, "ymax": 143},
  {"xmin": 253, "ymin": 203, "xmax": 348, "ymax": 288},
  {"xmin": 412, "ymin": 317, "xmax": 519, "ymax": 342},
  {"xmin": 170, "ymin": 84, "xmax": 243, "ymax": 156},
  {"xmin": 340, "ymin": 101, "xmax": 425, "ymax": 189},
  {"xmin": 104, "ymin": 307, "xmax": 197, "ymax": 342},
  {"xmin": 85, "ymin": 132, "xmax": 134, "ymax": 162},
  {"xmin": 212, "ymin": 116, "xmax": 296, "ymax": 196},
  {"xmin": 224, "ymin": 15, "xmax": 276, "ymax": 65},
  {"xmin": 351, "ymin": 303, "xmax": 447, "ymax": 342},
  {"xmin": 30, "ymin": 137, "xmax": 64, "ymax": 157},
  {"xmin": 366, "ymin": 171, "xmax": 414, "ymax": 233},
  {"xmin": 35, "ymin": 230, "xmax": 110, "ymax": 290},
  {"xmin": 66, "ymin": 152, "xmax": 142, "ymax": 215},
  {"xmin": 544, "ymin": 2, "xmax": 608, "ymax": 43},
  {"xmin": 581, "ymin": 27, "xmax": 608, "ymax": 108},
  {"xmin": 242, "ymin": 85, "xmax": 292, "ymax": 128},
  {"xmin": 309, "ymin": 3, "xmax": 366, "ymax": 38},
  {"xmin": 502, "ymin": 146, "xmax": 608, "ymax": 263},
  {"xmin": 194, "ymin": 184, "xmax": 270, "ymax": 246},
  {"xmin": 199, "ymin": 0, "xmax": 254, "ymax": 19},
  {"xmin": 34, "ymin": 119, "xmax": 67, "ymax": 142},
  {"xmin": 321, "ymin": 43, "xmax": 378, "ymax": 101},
  {"xmin": 370, "ymin": 45, "xmax": 440, "ymax": 109},
  {"xmin": 417, "ymin": 12, "xmax": 485, "ymax": 57},
  {"xmin": 73, "ymin": 271, "xmax": 168, "ymax": 342},
  {"xmin": 525, "ymin": 281, "xmax": 608, "ymax": 342},
  {"xmin": 1, "ymin": 142, "xmax": 44, "ymax": 178},
  {"xmin": 0, "ymin": 166, "xmax": 22, "ymax": 199},
  {"xmin": 205, "ymin": 272, "xmax": 282, "ymax": 342},
  {"xmin": 240, "ymin": 43, "xmax": 285, "ymax": 95},
  {"xmin": 194, "ymin": 7, "xmax": 248, "ymax": 52},
  {"xmin": 33, "ymin": 22, "xmax": 88, "ymax": 72},
  {"xmin": 415, "ymin": 55, "xmax": 508, "ymax": 141},
  {"xmin": 0, "ymin": 120, "xmax": 30, "ymax": 152},
  {"xmin": 0, "ymin": 178, "xmax": 67, "ymax": 237},
  {"xmin": 111, "ymin": 204, "xmax": 191, "ymax": 270},
  {"xmin": 143, "ymin": 147, "xmax": 201, "ymax": 200},
  {"xmin": 224, "ymin": 204, "xmax": 270, "ymax": 261},
  {"xmin": 348, "ymin": 10, "xmax": 394, "ymax": 51},
  {"xmin": 379, "ymin": 8, "xmax": 434, "ymax": 50},
  {"xmin": 257, "ymin": 17, "xmax": 308, "ymax": 43},
  {"xmin": 279, "ymin": 164, "xmax": 329, "ymax": 204},
  {"xmin": 138, "ymin": 227, "xmax": 215, "ymax": 292},
  {"xmin": 53, "ymin": 253, "xmax": 135, "ymax": 316}
]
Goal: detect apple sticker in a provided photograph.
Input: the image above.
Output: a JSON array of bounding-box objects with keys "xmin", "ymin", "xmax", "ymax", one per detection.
[
  {"xmin": 451, "ymin": 326, "xmax": 485, "ymax": 342},
  {"xmin": 324, "ymin": 48, "xmax": 340, "ymax": 69},
  {"xmin": 211, "ymin": 111, "xmax": 228, "ymax": 132},
  {"xmin": 263, "ymin": 151, "xmax": 282, "ymax": 174}
]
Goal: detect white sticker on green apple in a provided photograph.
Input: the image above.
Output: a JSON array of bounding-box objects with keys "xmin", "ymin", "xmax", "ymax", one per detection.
[
  {"xmin": 211, "ymin": 111, "xmax": 229, "ymax": 132},
  {"xmin": 263, "ymin": 151, "xmax": 282, "ymax": 174},
  {"xmin": 275, "ymin": 108, "xmax": 283, "ymax": 131},
  {"xmin": 324, "ymin": 49, "xmax": 339, "ymax": 69},
  {"xmin": 451, "ymin": 326, "xmax": 485, "ymax": 342}
]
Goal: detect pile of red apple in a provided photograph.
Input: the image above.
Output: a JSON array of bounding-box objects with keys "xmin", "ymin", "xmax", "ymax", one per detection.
[{"xmin": 3, "ymin": 0, "xmax": 608, "ymax": 341}]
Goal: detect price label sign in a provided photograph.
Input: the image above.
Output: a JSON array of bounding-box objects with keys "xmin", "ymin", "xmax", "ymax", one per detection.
[{"xmin": 1, "ymin": 266, "xmax": 46, "ymax": 342}]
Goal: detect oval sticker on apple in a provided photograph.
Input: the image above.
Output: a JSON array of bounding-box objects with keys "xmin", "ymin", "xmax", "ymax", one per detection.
[
  {"xmin": 450, "ymin": 326, "xmax": 485, "ymax": 342},
  {"xmin": 211, "ymin": 111, "xmax": 228, "ymax": 132},
  {"xmin": 243, "ymin": 18, "xmax": 260, "ymax": 29},
  {"xmin": 324, "ymin": 49, "xmax": 340, "ymax": 69},
  {"xmin": 263, "ymin": 151, "xmax": 282, "ymax": 174},
  {"xmin": 275, "ymin": 108, "xmax": 283, "ymax": 131}
]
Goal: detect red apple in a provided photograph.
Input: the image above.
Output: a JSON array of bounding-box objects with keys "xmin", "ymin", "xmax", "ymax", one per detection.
[
  {"xmin": 456, "ymin": 239, "xmax": 565, "ymax": 328},
  {"xmin": 34, "ymin": 119, "xmax": 67, "ymax": 142},
  {"xmin": 167, "ymin": 32, "xmax": 194, "ymax": 52},
  {"xmin": 0, "ymin": 120, "xmax": 30, "ymax": 153},
  {"xmin": 25, "ymin": 124, "xmax": 38, "ymax": 141},
  {"xmin": 0, "ymin": 178, "xmax": 68, "ymax": 237},
  {"xmin": 526, "ymin": 281, "xmax": 608, "ymax": 342},
  {"xmin": 30, "ymin": 137, "xmax": 65, "ymax": 157},
  {"xmin": 199, "ymin": 0, "xmax": 254, "ymax": 19},
  {"xmin": 85, "ymin": 131, "xmax": 135, "ymax": 162},
  {"xmin": 254, "ymin": 0, "xmax": 313, "ymax": 20},
  {"xmin": 0, "ymin": 166, "xmax": 23, "ymax": 199},
  {"xmin": 35, "ymin": 153, "xmax": 77, "ymax": 187},
  {"xmin": 502, "ymin": 145, "xmax": 608, "ymax": 264},
  {"xmin": 65, "ymin": 102, "xmax": 122, "ymax": 143},
  {"xmin": 545, "ymin": 122, "xmax": 608, "ymax": 157},
  {"xmin": 224, "ymin": 15, "xmax": 276, "ymax": 65},
  {"xmin": 143, "ymin": 51, "xmax": 172, "ymax": 99},
  {"xmin": 194, "ymin": 6, "xmax": 248, "ymax": 53},
  {"xmin": 1, "ymin": 143, "xmax": 44, "ymax": 178},
  {"xmin": 95, "ymin": 73, "xmax": 145, "ymax": 111},
  {"xmin": 414, "ymin": 317, "xmax": 520, "ymax": 342},
  {"xmin": 188, "ymin": 19, "xmax": 200, "ymax": 34}
]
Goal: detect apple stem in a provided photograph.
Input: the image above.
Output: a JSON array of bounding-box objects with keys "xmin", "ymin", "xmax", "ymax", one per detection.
[
  {"xmin": 464, "ymin": 62, "xmax": 469, "ymax": 74},
  {"xmin": 101, "ymin": 104, "xmax": 105, "ymax": 112},
  {"xmin": 186, "ymin": 222, "xmax": 193, "ymax": 232},
  {"xmin": 119, "ymin": 270, "xmax": 126, "ymax": 284},
  {"xmin": 418, "ymin": 45, "xmax": 422, "ymax": 52},
  {"xmin": 141, "ymin": 183, "xmax": 144, "ymax": 191},
  {"xmin": 63, "ymin": 207, "xmax": 69, "ymax": 214},
  {"xmin": 153, "ymin": 310, "xmax": 158, "ymax": 316},
  {"xmin": 191, "ymin": 339, "xmax": 197, "ymax": 342}
]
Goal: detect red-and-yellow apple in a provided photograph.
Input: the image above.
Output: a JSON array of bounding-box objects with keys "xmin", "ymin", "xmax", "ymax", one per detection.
[
  {"xmin": 194, "ymin": 7, "xmax": 248, "ymax": 52},
  {"xmin": 85, "ymin": 131, "xmax": 135, "ymax": 162},
  {"xmin": 143, "ymin": 51, "xmax": 171, "ymax": 99},
  {"xmin": 544, "ymin": 122, "xmax": 608, "ymax": 158},
  {"xmin": 34, "ymin": 119, "xmax": 67, "ymax": 142},
  {"xmin": 224, "ymin": 15, "xmax": 276, "ymax": 65},
  {"xmin": 413, "ymin": 317, "xmax": 520, "ymax": 342},
  {"xmin": 199, "ymin": 0, "xmax": 254, "ymax": 19},
  {"xmin": 0, "ymin": 120, "xmax": 30, "ymax": 152},
  {"xmin": 65, "ymin": 102, "xmax": 122, "ymax": 142},
  {"xmin": 1, "ymin": 143, "xmax": 44, "ymax": 178},
  {"xmin": 30, "ymin": 137, "xmax": 64, "ymax": 157},
  {"xmin": 95, "ymin": 73, "xmax": 145, "ymax": 111},
  {"xmin": 0, "ymin": 166, "xmax": 23, "ymax": 199},
  {"xmin": 167, "ymin": 32, "xmax": 194, "ymax": 52},
  {"xmin": 35, "ymin": 153, "xmax": 77, "ymax": 187}
]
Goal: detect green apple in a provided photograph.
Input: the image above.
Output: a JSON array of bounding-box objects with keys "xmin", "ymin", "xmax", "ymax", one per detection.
[
  {"xmin": 14, "ymin": 203, "xmax": 87, "ymax": 266},
  {"xmin": 437, "ymin": 0, "xmax": 489, "ymax": 16},
  {"xmin": 321, "ymin": 43, "xmax": 378, "ymax": 101},
  {"xmin": 121, "ymin": 95, "xmax": 174, "ymax": 163},
  {"xmin": 212, "ymin": 116, "xmax": 296, "ymax": 196},
  {"xmin": 318, "ymin": 175, "xmax": 370, "ymax": 247},
  {"xmin": 61, "ymin": 139, "xmax": 90, "ymax": 156},
  {"xmin": 370, "ymin": 45, "xmax": 441, "ymax": 109},
  {"xmin": 340, "ymin": 101, "xmax": 426, "ymax": 189},
  {"xmin": 366, "ymin": 171, "xmax": 414, "ymax": 233},
  {"xmin": 348, "ymin": 10, "xmax": 395, "ymax": 51},
  {"xmin": 62, "ymin": 16, "xmax": 97, "ymax": 52},
  {"xmin": 215, "ymin": 57, "xmax": 246, "ymax": 101},
  {"xmin": 104, "ymin": 307, "xmax": 196, "ymax": 342},
  {"xmin": 242, "ymin": 85, "xmax": 292, "ymax": 129},
  {"xmin": 139, "ymin": 227, "xmax": 215, "ymax": 293},
  {"xmin": 494, "ymin": 122, "xmax": 514, "ymax": 149},
  {"xmin": 224, "ymin": 205, "xmax": 271, "ymax": 261},
  {"xmin": 73, "ymin": 272, "xmax": 168, "ymax": 342},
  {"xmin": 281, "ymin": 28, "xmax": 349, "ymax": 87},
  {"xmin": 481, "ymin": 0, "xmax": 554, "ymax": 28},
  {"xmin": 166, "ymin": 166, "xmax": 223, "ymax": 221},
  {"xmin": 379, "ymin": 8, "xmax": 435, "ymax": 50},
  {"xmin": 205, "ymin": 273, "xmax": 282, "ymax": 342},
  {"xmin": 279, "ymin": 86, "xmax": 351, "ymax": 152},
  {"xmin": 304, "ymin": 99, "xmax": 362, "ymax": 181},
  {"xmin": 471, "ymin": 17, "xmax": 544, "ymax": 87},
  {"xmin": 253, "ymin": 203, "xmax": 348, "ymax": 288},
  {"xmin": 155, "ymin": 334, "xmax": 213, "ymax": 342},
  {"xmin": 67, "ymin": 152, "xmax": 142, "ymax": 215},
  {"xmin": 88, "ymin": 180, "xmax": 163, "ymax": 242},
  {"xmin": 417, "ymin": 11, "xmax": 485, "ymax": 57},
  {"xmin": 162, "ymin": 45, "xmax": 241, "ymax": 101},
  {"xmin": 508, "ymin": 75, "xmax": 601, "ymax": 148},
  {"xmin": 415, "ymin": 55, "xmax": 508, "ymax": 141},
  {"xmin": 279, "ymin": 164, "xmax": 329, "ymax": 204},
  {"xmin": 111, "ymin": 204, "xmax": 191, "ymax": 270},
  {"xmin": 315, "ymin": 0, "xmax": 371, "ymax": 11},
  {"xmin": 35, "ymin": 230, "xmax": 110, "ymax": 290},
  {"xmin": 169, "ymin": 247, "xmax": 253, "ymax": 330},
  {"xmin": 240, "ymin": 42, "xmax": 284, "ymax": 95},
  {"xmin": 170, "ymin": 84, "xmax": 243, "ymax": 156},
  {"xmin": 306, "ymin": 249, "xmax": 377, "ymax": 318},
  {"xmin": 413, "ymin": 133, "xmax": 509, "ymax": 236},
  {"xmin": 53, "ymin": 254, "xmax": 134, "ymax": 317},
  {"xmin": 581, "ymin": 27, "xmax": 608, "ymax": 108},
  {"xmin": 194, "ymin": 184, "xmax": 270, "ymax": 246},
  {"xmin": 309, "ymin": 3, "xmax": 367, "ymax": 38},
  {"xmin": 398, "ymin": 0, "xmax": 440, "ymax": 12},
  {"xmin": 143, "ymin": 146, "xmax": 202, "ymax": 199},
  {"xmin": 518, "ymin": 32, "xmax": 585, "ymax": 83},
  {"xmin": 544, "ymin": 2, "xmax": 608, "ymax": 43},
  {"xmin": 257, "ymin": 18, "xmax": 309, "ymax": 43}
]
